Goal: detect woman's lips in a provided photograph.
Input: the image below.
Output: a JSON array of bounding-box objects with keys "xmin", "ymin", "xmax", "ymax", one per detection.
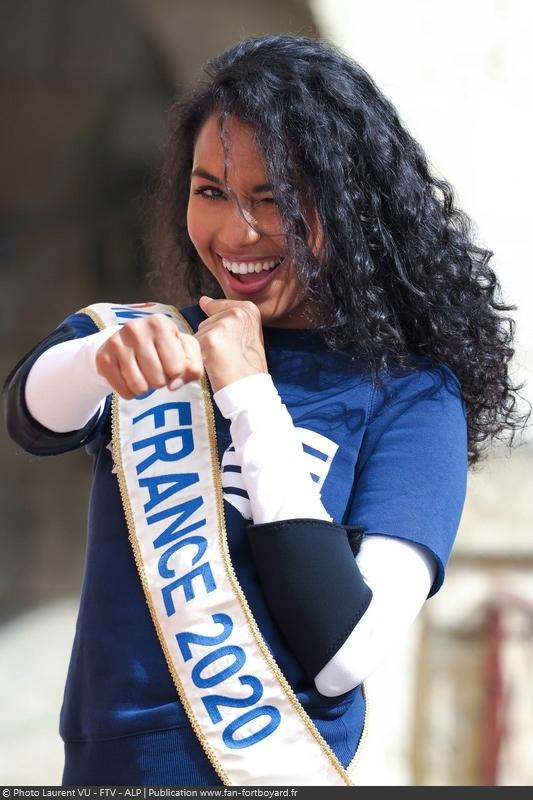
[{"xmin": 218, "ymin": 255, "xmax": 284, "ymax": 295}]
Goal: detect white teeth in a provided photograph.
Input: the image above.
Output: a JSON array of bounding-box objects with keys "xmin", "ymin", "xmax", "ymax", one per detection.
[{"xmin": 221, "ymin": 257, "xmax": 282, "ymax": 274}]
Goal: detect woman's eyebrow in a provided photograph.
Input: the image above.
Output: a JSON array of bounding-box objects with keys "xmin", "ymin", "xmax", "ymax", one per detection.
[
  {"xmin": 252, "ymin": 182, "xmax": 272, "ymax": 193},
  {"xmin": 191, "ymin": 167, "xmax": 223, "ymax": 184},
  {"xmin": 191, "ymin": 168, "xmax": 271, "ymax": 194}
]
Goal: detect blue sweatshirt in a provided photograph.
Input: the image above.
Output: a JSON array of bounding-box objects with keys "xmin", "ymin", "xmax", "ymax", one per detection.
[{"xmin": 3, "ymin": 304, "xmax": 467, "ymax": 786}]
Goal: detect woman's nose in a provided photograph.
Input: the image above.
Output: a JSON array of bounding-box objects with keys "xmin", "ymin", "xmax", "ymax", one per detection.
[{"xmin": 218, "ymin": 204, "xmax": 261, "ymax": 250}]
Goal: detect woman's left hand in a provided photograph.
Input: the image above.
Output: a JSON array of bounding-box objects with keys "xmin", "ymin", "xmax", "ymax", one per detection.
[{"xmin": 195, "ymin": 296, "xmax": 268, "ymax": 393}]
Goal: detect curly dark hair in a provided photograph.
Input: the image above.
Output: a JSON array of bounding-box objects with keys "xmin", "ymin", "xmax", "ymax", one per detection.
[{"xmin": 147, "ymin": 33, "xmax": 529, "ymax": 467}]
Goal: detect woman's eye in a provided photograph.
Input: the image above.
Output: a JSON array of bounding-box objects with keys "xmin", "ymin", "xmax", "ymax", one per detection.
[{"xmin": 194, "ymin": 186, "xmax": 226, "ymax": 200}]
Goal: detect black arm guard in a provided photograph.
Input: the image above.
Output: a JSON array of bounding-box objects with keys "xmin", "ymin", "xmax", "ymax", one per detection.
[
  {"xmin": 246, "ymin": 518, "xmax": 372, "ymax": 680},
  {"xmin": 3, "ymin": 324, "xmax": 102, "ymax": 456}
]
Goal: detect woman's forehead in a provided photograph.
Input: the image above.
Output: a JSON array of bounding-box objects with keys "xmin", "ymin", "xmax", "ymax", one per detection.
[{"xmin": 192, "ymin": 113, "xmax": 268, "ymax": 185}]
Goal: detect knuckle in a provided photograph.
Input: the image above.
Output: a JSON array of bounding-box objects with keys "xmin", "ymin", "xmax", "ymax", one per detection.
[
  {"xmin": 149, "ymin": 313, "xmax": 169, "ymax": 332},
  {"xmin": 105, "ymin": 335, "xmax": 122, "ymax": 354},
  {"xmin": 129, "ymin": 375, "xmax": 149, "ymax": 394},
  {"xmin": 201, "ymin": 327, "xmax": 214, "ymax": 343},
  {"xmin": 120, "ymin": 322, "xmax": 139, "ymax": 344},
  {"xmin": 95, "ymin": 349, "xmax": 111, "ymax": 369},
  {"xmin": 152, "ymin": 376, "xmax": 167, "ymax": 389},
  {"xmin": 216, "ymin": 316, "xmax": 231, "ymax": 330},
  {"xmin": 231, "ymin": 306, "xmax": 246, "ymax": 320},
  {"xmin": 185, "ymin": 358, "xmax": 203, "ymax": 377},
  {"xmin": 122, "ymin": 320, "xmax": 139, "ymax": 335},
  {"xmin": 124, "ymin": 318, "xmax": 153, "ymax": 342},
  {"xmin": 204, "ymin": 329, "xmax": 220, "ymax": 348},
  {"xmin": 146, "ymin": 371, "xmax": 167, "ymax": 389},
  {"xmin": 242, "ymin": 300, "xmax": 258, "ymax": 317}
]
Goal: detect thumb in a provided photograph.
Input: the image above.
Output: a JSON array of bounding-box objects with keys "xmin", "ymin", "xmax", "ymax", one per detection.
[{"xmin": 199, "ymin": 295, "xmax": 235, "ymax": 316}]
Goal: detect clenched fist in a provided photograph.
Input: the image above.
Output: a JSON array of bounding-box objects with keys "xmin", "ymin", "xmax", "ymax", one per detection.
[
  {"xmin": 95, "ymin": 313, "xmax": 203, "ymax": 400},
  {"xmin": 196, "ymin": 297, "xmax": 268, "ymax": 393}
]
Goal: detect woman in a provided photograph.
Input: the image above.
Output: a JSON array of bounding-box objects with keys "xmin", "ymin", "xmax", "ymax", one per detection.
[{"xmin": 3, "ymin": 34, "xmax": 526, "ymax": 786}]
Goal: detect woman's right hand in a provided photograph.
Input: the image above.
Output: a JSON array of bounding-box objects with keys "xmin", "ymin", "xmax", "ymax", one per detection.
[{"xmin": 95, "ymin": 314, "xmax": 204, "ymax": 400}]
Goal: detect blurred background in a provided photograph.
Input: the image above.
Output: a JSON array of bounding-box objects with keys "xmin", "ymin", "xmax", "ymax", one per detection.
[{"xmin": 1, "ymin": 0, "xmax": 532, "ymax": 786}]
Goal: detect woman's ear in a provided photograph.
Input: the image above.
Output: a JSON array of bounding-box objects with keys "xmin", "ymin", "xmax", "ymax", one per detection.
[{"xmin": 309, "ymin": 208, "xmax": 325, "ymax": 262}]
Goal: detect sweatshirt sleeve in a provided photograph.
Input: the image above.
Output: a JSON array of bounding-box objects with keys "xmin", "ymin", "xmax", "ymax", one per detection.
[
  {"xmin": 347, "ymin": 363, "xmax": 468, "ymax": 596},
  {"xmin": 3, "ymin": 312, "xmax": 113, "ymax": 456}
]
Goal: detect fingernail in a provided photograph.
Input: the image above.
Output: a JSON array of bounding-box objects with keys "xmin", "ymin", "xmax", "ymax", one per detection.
[{"xmin": 168, "ymin": 378, "xmax": 184, "ymax": 391}]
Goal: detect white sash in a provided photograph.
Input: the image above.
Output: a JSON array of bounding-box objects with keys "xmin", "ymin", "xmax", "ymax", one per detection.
[{"xmin": 81, "ymin": 302, "xmax": 368, "ymax": 786}]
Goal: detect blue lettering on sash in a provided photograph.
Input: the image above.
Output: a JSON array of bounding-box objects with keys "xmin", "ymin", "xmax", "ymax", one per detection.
[
  {"xmin": 121, "ymin": 342, "xmax": 281, "ymax": 752},
  {"xmin": 162, "ymin": 561, "xmax": 216, "ymax": 614},
  {"xmin": 111, "ymin": 307, "xmax": 172, "ymax": 321},
  {"xmin": 132, "ymin": 403, "xmax": 194, "ymax": 474},
  {"xmin": 176, "ymin": 614, "xmax": 282, "ymax": 750},
  {"xmin": 150, "ymin": 498, "xmax": 206, "ymax": 547},
  {"xmin": 140, "ymin": 473, "xmax": 200, "ymax": 513},
  {"xmin": 135, "ymin": 388, "xmax": 157, "ymax": 400},
  {"xmin": 158, "ymin": 535, "xmax": 208, "ymax": 578},
  {"xmin": 133, "ymin": 401, "xmax": 192, "ymax": 429},
  {"xmin": 133, "ymin": 429, "xmax": 194, "ymax": 473}
]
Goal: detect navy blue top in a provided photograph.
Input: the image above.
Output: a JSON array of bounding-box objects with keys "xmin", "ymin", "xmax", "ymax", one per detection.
[{"xmin": 5, "ymin": 304, "xmax": 468, "ymax": 786}]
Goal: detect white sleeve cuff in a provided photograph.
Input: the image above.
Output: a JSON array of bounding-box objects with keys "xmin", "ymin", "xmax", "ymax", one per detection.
[{"xmin": 213, "ymin": 373, "xmax": 279, "ymax": 419}]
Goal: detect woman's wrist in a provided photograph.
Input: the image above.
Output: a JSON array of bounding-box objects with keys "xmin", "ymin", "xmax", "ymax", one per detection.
[{"xmin": 213, "ymin": 372, "xmax": 276, "ymax": 418}]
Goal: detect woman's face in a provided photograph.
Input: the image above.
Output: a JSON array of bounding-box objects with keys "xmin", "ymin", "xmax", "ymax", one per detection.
[{"xmin": 187, "ymin": 113, "xmax": 318, "ymax": 328}]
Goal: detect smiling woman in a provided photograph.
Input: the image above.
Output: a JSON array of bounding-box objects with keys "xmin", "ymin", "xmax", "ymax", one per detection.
[{"xmin": 3, "ymin": 33, "xmax": 528, "ymax": 787}]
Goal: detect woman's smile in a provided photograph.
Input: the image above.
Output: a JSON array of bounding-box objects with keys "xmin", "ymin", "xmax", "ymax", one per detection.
[{"xmin": 218, "ymin": 253, "xmax": 285, "ymax": 294}]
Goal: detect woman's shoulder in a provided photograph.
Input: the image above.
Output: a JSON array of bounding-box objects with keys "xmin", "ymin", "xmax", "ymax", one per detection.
[
  {"xmin": 58, "ymin": 309, "xmax": 102, "ymax": 336},
  {"xmin": 370, "ymin": 356, "xmax": 465, "ymax": 422}
]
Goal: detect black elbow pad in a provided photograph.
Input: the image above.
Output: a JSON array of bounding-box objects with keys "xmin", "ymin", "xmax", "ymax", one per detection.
[
  {"xmin": 3, "ymin": 324, "xmax": 102, "ymax": 456},
  {"xmin": 246, "ymin": 518, "xmax": 372, "ymax": 680}
]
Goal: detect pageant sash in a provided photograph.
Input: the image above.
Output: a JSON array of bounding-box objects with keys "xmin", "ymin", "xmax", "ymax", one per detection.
[{"xmin": 81, "ymin": 302, "xmax": 367, "ymax": 786}]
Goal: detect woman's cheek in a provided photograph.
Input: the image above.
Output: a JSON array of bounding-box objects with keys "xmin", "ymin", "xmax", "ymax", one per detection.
[
  {"xmin": 186, "ymin": 199, "xmax": 210, "ymax": 256},
  {"xmin": 186, "ymin": 204, "xmax": 200, "ymax": 251}
]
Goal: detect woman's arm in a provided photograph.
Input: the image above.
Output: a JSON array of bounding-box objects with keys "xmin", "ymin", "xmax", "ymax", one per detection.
[
  {"xmin": 24, "ymin": 326, "xmax": 118, "ymax": 433},
  {"xmin": 314, "ymin": 534, "xmax": 435, "ymax": 696},
  {"xmin": 196, "ymin": 297, "xmax": 431, "ymax": 695},
  {"xmin": 16, "ymin": 326, "xmax": 434, "ymax": 696},
  {"xmin": 5, "ymin": 313, "xmax": 204, "ymax": 457},
  {"xmin": 214, "ymin": 373, "xmax": 332, "ymax": 523},
  {"xmin": 10, "ymin": 314, "xmax": 204, "ymax": 441},
  {"xmin": 214, "ymin": 373, "xmax": 435, "ymax": 695},
  {"xmin": 3, "ymin": 320, "xmax": 119, "ymax": 454}
]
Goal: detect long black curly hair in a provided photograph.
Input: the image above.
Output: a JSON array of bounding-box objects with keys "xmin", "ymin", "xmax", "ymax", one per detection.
[{"xmin": 148, "ymin": 33, "xmax": 529, "ymax": 467}]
